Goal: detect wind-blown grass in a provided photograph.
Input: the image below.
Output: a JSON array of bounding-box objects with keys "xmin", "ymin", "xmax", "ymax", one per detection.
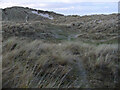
[{"xmin": 2, "ymin": 37, "xmax": 119, "ymax": 88}]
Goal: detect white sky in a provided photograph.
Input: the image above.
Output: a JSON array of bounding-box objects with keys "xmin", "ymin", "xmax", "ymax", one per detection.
[{"xmin": 0, "ymin": 0, "xmax": 119, "ymax": 15}]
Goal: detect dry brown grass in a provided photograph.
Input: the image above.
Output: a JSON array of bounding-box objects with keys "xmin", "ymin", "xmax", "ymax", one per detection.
[{"xmin": 2, "ymin": 37, "xmax": 119, "ymax": 88}]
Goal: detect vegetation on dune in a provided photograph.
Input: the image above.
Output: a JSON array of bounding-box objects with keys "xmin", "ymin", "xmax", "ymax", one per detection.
[
  {"xmin": 2, "ymin": 6, "xmax": 119, "ymax": 88},
  {"xmin": 2, "ymin": 37, "xmax": 119, "ymax": 88}
]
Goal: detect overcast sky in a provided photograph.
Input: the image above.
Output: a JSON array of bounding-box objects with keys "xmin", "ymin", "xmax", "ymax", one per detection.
[{"xmin": 0, "ymin": 0, "xmax": 119, "ymax": 15}]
